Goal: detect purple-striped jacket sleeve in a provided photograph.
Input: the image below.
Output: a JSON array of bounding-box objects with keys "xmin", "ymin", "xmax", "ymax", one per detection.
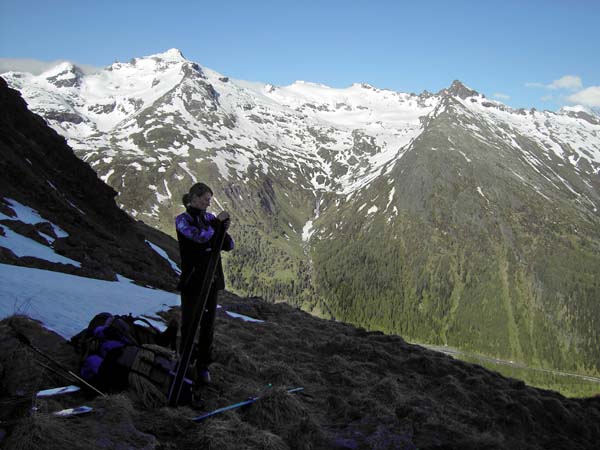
[{"xmin": 176, "ymin": 213, "xmax": 214, "ymax": 243}]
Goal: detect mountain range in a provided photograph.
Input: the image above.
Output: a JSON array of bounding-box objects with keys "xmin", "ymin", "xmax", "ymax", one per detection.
[{"xmin": 2, "ymin": 49, "xmax": 600, "ymax": 376}]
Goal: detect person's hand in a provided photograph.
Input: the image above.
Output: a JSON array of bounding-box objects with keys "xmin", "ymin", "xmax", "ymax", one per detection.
[{"xmin": 217, "ymin": 211, "xmax": 230, "ymax": 229}]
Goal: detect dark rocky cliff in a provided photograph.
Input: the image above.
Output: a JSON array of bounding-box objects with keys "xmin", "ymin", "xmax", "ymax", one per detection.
[{"xmin": 0, "ymin": 77, "xmax": 178, "ymax": 289}]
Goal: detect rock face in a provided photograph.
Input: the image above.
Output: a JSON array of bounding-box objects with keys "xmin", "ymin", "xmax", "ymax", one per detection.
[
  {"xmin": 0, "ymin": 77, "xmax": 178, "ymax": 290},
  {"xmin": 3, "ymin": 50, "xmax": 600, "ymax": 376}
]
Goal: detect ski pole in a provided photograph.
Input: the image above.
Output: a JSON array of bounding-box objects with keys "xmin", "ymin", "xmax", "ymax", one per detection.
[
  {"xmin": 13, "ymin": 330, "xmax": 106, "ymax": 397},
  {"xmin": 168, "ymin": 223, "xmax": 227, "ymax": 407},
  {"xmin": 191, "ymin": 387, "xmax": 304, "ymax": 422}
]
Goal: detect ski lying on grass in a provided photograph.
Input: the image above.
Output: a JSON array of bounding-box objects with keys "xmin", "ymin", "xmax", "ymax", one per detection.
[
  {"xmin": 1, "ymin": 385, "xmax": 82, "ymax": 409},
  {"xmin": 52, "ymin": 406, "xmax": 93, "ymax": 417},
  {"xmin": 0, "ymin": 403, "xmax": 93, "ymax": 426},
  {"xmin": 36, "ymin": 385, "xmax": 81, "ymax": 397},
  {"xmin": 12, "ymin": 328, "xmax": 106, "ymax": 397},
  {"xmin": 191, "ymin": 387, "xmax": 304, "ymax": 422}
]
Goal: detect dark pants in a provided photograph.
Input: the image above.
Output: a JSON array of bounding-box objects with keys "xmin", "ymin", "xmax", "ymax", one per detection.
[{"xmin": 180, "ymin": 285, "xmax": 219, "ymax": 369}]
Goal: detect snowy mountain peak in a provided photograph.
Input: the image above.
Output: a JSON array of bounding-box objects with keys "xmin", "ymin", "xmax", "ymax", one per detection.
[
  {"xmin": 149, "ymin": 48, "xmax": 187, "ymax": 62},
  {"xmin": 42, "ymin": 61, "xmax": 80, "ymax": 76},
  {"xmin": 106, "ymin": 49, "xmax": 189, "ymax": 76},
  {"xmin": 442, "ymin": 80, "xmax": 480, "ymax": 99},
  {"xmin": 41, "ymin": 62, "xmax": 85, "ymax": 88}
]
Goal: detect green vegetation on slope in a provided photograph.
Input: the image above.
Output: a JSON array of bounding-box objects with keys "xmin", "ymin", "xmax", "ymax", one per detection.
[{"xmin": 311, "ymin": 206, "xmax": 600, "ymax": 376}]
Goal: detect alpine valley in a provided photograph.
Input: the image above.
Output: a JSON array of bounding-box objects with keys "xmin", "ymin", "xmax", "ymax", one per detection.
[{"xmin": 3, "ymin": 49, "xmax": 600, "ymax": 377}]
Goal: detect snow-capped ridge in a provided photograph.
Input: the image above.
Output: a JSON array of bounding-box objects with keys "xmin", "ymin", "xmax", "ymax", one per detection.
[
  {"xmin": 3, "ymin": 52, "xmax": 599, "ymax": 206},
  {"xmin": 351, "ymin": 82, "xmax": 376, "ymax": 90},
  {"xmin": 291, "ymin": 80, "xmax": 331, "ymax": 89},
  {"xmin": 558, "ymin": 105, "xmax": 600, "ymax": 122},
  {"xmin": 105, "ymin": 49, "xmax": 188, "ymax": 77},
  {"xmin": 39, "ymin": 62, "xmax": 85, "ymax": 88},
  {"xmin": 560, "ymin": 105, "xmax": 591, "ymax": 114}
]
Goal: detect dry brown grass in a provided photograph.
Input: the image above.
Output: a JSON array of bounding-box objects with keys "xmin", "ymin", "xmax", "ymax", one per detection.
[
  {"xmin": 2, "ymin": 294, "xmax": 600, "ymax": 449},
  {"xmin": 5, "ymin": 395, "xmax": 155, "ymax": 450}
]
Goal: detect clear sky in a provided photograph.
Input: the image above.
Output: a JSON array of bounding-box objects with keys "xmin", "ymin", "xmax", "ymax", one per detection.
[{"xmin": 1, "ymin": 0, "xmax": 598, "ymax": 111}]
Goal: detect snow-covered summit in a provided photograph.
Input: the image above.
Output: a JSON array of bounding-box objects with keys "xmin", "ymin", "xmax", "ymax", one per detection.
[
  {"xmin": 150, "ymin": 48, "xmax": 187, "ymax": 61},
  {"xmin": 42, "ymin": 61, "xmax": 82, "ymax": 77}
]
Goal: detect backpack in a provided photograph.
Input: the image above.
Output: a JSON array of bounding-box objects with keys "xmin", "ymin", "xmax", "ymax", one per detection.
[{"xmin": 71, "ymin": 312, "xmax": 192, "ymax": 407}]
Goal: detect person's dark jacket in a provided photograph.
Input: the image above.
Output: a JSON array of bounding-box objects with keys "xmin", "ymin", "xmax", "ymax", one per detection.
[{"xmin": 175, "ymin": 207, "xmax": 234, "ymax": 293}]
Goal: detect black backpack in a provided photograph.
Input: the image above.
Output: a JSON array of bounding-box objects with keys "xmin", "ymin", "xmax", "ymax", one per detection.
[{"xmin": 71, "ymin": 312, "xmax": 192, "ymax": 407}]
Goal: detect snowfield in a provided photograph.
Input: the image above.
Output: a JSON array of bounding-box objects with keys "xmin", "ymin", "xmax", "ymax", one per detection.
[{"xmin": 0, "ymin": 263, "xmax": 180, "ymax": 338}]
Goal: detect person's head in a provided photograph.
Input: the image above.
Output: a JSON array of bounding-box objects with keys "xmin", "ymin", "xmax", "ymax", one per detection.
[{"xmin": 182, "ymin": 183, "xmax": 214, "ymax": 211}]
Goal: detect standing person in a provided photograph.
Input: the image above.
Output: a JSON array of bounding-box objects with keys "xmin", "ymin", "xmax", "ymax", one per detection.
[{"xmin": 175, "ymin": 182, "xmax": 234, "ymax": 383}]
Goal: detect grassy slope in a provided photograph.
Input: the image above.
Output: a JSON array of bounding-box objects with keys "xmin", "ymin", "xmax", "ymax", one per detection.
[{"xmin": 2, "ymin": 294, "xmax": 600, "ymax": 450}]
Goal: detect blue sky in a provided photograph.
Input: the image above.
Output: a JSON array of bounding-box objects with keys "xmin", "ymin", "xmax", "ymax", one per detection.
[{"xmin": 1, "ymin": 0, "xmax": 598, "ymax": 111}]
